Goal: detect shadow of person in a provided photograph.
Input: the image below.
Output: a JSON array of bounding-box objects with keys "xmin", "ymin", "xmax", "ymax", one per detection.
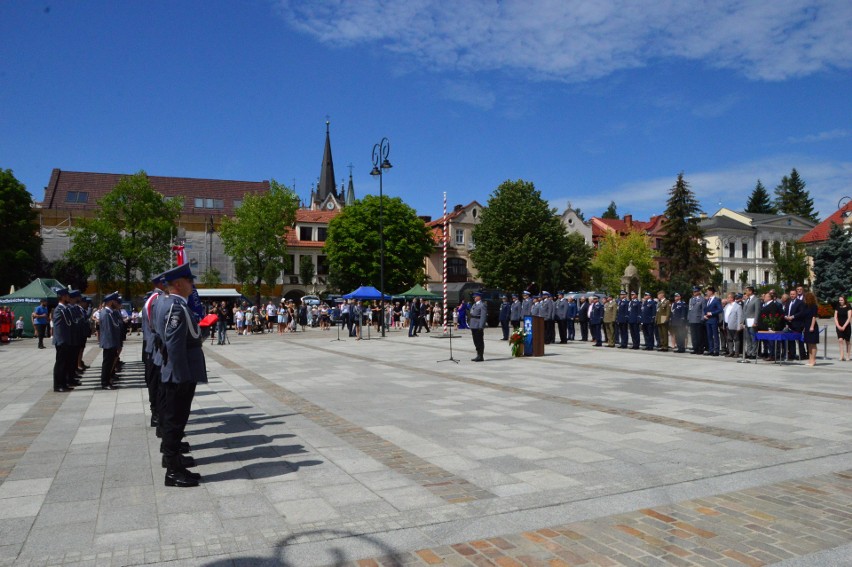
[
  {"xmin": 188, "ymin": 433, "xmax": 296, "ymax": 452},
  {"xmin": 200, "ymin": 458, "xmax": 323, "ymax": 483},
  {"xmin": 194, "ymin": 444, "xmax": 308, "ymax": 466}
]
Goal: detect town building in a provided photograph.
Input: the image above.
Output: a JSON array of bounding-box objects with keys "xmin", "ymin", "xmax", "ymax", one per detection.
[
  {"xmin": 799, "ymin": 202, "xmax": 852, "ymax": 246},
  {"xmin": 699, "ymin": 208, "xmax": 815, "ymax": 291},
  {"xmin": 424, "ymin": 201, "xmax": 484, "ymax": 305},
  {"xmin": 590, "ymin": 214, "xmax": 669, "ymax": 279},
  {"xmin": 559, "ymin": 206, "xmax": 592, "ymax": 246}
]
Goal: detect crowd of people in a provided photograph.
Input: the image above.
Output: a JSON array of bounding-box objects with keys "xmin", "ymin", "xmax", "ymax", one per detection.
[{"xmin": 490, "ymin": 285, "xmax": 835, "ymax": 366}]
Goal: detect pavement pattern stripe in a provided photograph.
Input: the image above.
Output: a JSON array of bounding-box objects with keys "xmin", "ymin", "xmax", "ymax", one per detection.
[
  {"xmin": 341, "ymin": 468, "xmax": 852, "ymax": 566},
  {"xmin": 205, "ymin": 349, "xmax": 496, "ymax": 504},
  {"xmin": 301, "ymin": 343, "xmax": 806, "ymax": 452},
  {"xmin": 0, "ymin": 390, "xmax": 63, "ymax": 483}
]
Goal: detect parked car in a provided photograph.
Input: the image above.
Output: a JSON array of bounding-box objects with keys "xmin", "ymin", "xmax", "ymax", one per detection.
[{"xmin": 299, "ymin": 294, "xmax": 321, "ymax": 306}]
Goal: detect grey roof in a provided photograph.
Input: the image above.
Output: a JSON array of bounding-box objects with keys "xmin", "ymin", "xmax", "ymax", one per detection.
[{"xmin": 699, "ymin": 216, "xmax": 752, "ymax": 231}]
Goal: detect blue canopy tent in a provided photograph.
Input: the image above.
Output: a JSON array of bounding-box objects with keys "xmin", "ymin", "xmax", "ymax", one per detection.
[{"xmin": 341, "ymin": 286, "xmax": 392, "ymax": 301}]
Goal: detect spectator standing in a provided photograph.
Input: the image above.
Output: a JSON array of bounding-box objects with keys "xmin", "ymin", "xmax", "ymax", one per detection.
[
  {"xmin": 803, "ymin": 292, "xmax": 820, "ymax": 366},
  {"xmin": 33, "ymin": 299, "xmax": 49, "ymax": 348},
  {"xmin": 834, "ymin": 296, "xmax": 851, "ymax": 361}
]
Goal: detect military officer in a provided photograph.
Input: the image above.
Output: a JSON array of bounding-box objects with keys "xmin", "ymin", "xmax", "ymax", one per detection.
[
  {"xmin": 540, "ymin": 291, "xmax": 555, "ymax": 344},
  {"xmin": 603, "ymin": 294, "xmax": 617, "ymax": 347},
  {"xmin": 98, "ymin": 292, "xmax": 122, "ymax": 390},
  {"xmin": 498, "ymin": 295, "xmax": 511, "ymax": 340},
  {"xmin": 589, "ymin": 295, "xmax": 604, "ymax": 346},
  {"xmin": 641, "ymin": 291, "xmax": 657, "ymax": 350},
  {"xmin": 655, "ymin": 291, "xmax": 672, "ymax": 351},
  {"xmin": 555, "ymin": 291, "xmax": 569, "ymax": 344},
  {"xmin": 616, "ymin": 291, "xmax": 630, "ymax": 348},
  {"xmin": 468, "ymin": 291, "xmax": 487, "ymax": 362},
  {"xmin": 628, "ymin": 291, "xmax": 642, "ymax": 349},
  {"xmin": 670, "ymin": 292, "xmax": 688, "ymax": 352},
  {"xmin": 51, "ymin": 286, "xmax": 76, "ymax": 392},
  {"xmin": 157, "ymin": 263, "xmax": 206, "ymax": 487},
  {"xmin": 509, "ymin": 294, "xmax": 521, "ymax": 329}
]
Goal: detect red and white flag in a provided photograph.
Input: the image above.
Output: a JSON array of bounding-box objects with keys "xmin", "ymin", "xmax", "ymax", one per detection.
[{"xmin": 172, "ymin": 245, "xmax": 186, "ymax": 266}]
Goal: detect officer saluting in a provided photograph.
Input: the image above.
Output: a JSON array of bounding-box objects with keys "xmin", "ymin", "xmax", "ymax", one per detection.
[{"xmin": 155, "ymin": 264, "xmax": 207, "ymax": 487}]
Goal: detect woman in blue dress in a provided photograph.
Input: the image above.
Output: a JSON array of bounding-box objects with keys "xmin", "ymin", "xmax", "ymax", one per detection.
[{"xmin": 457, "ymin": 301, "xmax": 469, "ymax": 330}]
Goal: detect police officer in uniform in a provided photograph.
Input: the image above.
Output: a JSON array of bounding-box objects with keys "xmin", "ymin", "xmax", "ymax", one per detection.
[
  {"xmin": 99, "ymin": 292, "xmax": 122, "ymax": 390},
  {"xmin": 51, "ymin": 287, "xmax": 76, "ymax": 392},
  {"xmin": 67, "ymin": 290, "xmax": 86, "ymax": 385},
  {"xmin": 589, "ymin": 295, "xmax": 604, "ymax": 346},
  {"xmin": 628, "ymin": 291, "xmax": 642, "ymax": 349},
  {"xmin": 555, "ymin": 291, "xmax": 569, "ymax": 344},
  {"xmin": 670, "ymin": 292, "xmax": 688, "ymax": 352},
  {"xmin": 509, "ymin": 294, "xmax": 521, "ymax": 330},
  {"xmin": 142, "ymin": 276, "xmax": 167, "ymax": 428},
  {"xmin": 540, "ymin": 291, "xmax": 555, "ymax": 344},
  {"xmin": 521, "ymin": 290, "xmax": 533, "ymax": 318},
  {"xmin": 156, "ymin": 264, "xmax": 206, "ymax": 487},
  {"xmin": 688, "ymin": 286, "xmax": 706, "ymax": 354},
  {"xmin": 566, "ymin": 295, "xmax": 578, "ymax": 340},
  {"xmin": 616, "ymin": 291, "xmax": 630, "ymax": 348},
  {"xmin": 641, "ymin": 291, "xmax": 657, "ymax": 350},
  {"xmin": 469, "ymin": 291, "xmax": 486, "ymax": 362},
  {"xmin": 498, "ymin": 294, "xmax": 511, "ymax": 340}
]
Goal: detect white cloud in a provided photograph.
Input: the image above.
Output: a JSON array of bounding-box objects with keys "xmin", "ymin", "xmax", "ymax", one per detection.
[
  {"xmin": 788, "ymin": 129, "xmax": 851, "ymax": 144},
  {"xmin": 440, "ymin": 80, "xmax": 496, "ymax": 110},
  {"xmin": 278, "ymin": 0, "xmax": 852, "ymax": 83},
  {"xmin": 558, "ymin": 157, "xmax": 852, "ymax": 220}
]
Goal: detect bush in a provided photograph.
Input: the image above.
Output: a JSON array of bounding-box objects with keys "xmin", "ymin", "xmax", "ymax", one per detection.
[{"xmin": 818, "ymin": 303, "xmax": 835, "ymax": 318}]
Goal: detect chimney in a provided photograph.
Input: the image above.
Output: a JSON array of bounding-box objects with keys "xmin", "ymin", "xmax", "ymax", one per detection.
[
  {"xmin": 454, "ymin": 204, "xmax": 463, "ymax": 212},
  {"xmin": 624, "ymin": 214, "xmax": 632, "ymax": 228}
]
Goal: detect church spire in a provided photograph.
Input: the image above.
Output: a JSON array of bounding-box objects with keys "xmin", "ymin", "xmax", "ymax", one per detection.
[
  {"xmin": 346, "ymin": 164, "xmax": 355, "ymax": 206},
  {"xmin": 316, "ymin": 119, "xmax": 336, "ymax": 206}
]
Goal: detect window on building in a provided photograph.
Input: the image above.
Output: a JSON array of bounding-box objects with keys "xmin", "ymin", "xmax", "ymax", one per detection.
[
  {"xmin": 764, "ymin": 270, "xmax": 770, "ymax": 284},
  {"xmin": 194, "ymin": 197, "xmax": 224, "ymax": 209},
  {"xmin": 317, "ymin": 227, "xmax": 327, "ymax": 242},
  {"xmin": 65, "ymin": 191, "xmax": 89, "ymax": 203},
  {"xmin": 455, "ymin": 229, "xmax": 464, "ymax": 245},
  {"xmin": 655, "ymin": 238, "xmax": 662, "ymax": 250},
  {"xmin": 285, "ymin": 254, "xmax": 296, "ymax": 275},
  {"xmin": 447, "ymin": 258, "xmax": 467, "ymax": 282},
  {"xmin": 233, "ymin": 200, "xmax": 242, "ymax": 209},
  {"xmin": 729, "ymin": 269, "xmax": 736, "ymax": 282},
  {"xmin": 195, "ymin": 198, "xmax": 204, "ymax": 208},
  {"xmin": 299, "ymin": 227, "xmax": 313, "ymax": 241},
  {"xmin": 761, "ymin": 240, "xmax": 769, "ymax": 258},
  {"xmin": 728, "ymin": 242, "xmax": 735, "ymax": 258},
  {"xmin": 742, "ymin": 242, "xmax": 748, "ymax": 258},
  {"xmin": 317, "ymin": 255, "xmax": 329, "ymax": 275}
]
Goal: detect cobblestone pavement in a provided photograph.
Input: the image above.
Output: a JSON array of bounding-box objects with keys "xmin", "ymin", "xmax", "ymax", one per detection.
[{"xmin": 0, "ymin": 324, "xmax": 850, "ymax": 566}]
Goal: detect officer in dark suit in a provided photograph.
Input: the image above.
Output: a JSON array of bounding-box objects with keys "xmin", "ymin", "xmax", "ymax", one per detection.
[
  {"xmin": 588, "ymin": 295, "xmax": 604, "ymax": 346},
  {"xmin": 641, "ymin": 291, "xmax": 657, "ymax": 350},
  {"xmin": 98, "ymin": 292, "xmax": 122, "ymax": 390},
  {"xmin": 670, "ymin": 292, "xmax": 688, "ymax": 352},
  {"xmin": 468, "ymin": 291, "xmax": 487, "ymax": 361},
  {"xmin": 498, "ymin": 295, "xmax": 511, "ymax": 340},
  {"xmin": 616, "ymin": 291, "xmax": 629, "ymax": 348},
  {"xmin": 628, "ymin": 291, "xmax": 642, "ymax": 349},
  {"xmin": 51, "ymin": 287, "xmax": 76, "ymax": 392},
  {"xmin": 156, "ymin": 264, "xmax": 206, "ymax": 487}
]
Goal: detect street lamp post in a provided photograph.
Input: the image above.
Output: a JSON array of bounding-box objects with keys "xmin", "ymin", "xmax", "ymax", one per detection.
[{"xmin": 371, "ymin": 137, "xmax": 392, "ymax": 337}]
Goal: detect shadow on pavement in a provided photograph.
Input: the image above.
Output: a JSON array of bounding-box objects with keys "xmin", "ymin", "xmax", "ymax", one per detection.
[{"xmin": 200, "ymin": 458, "xmax": 322, "ymax": 483}]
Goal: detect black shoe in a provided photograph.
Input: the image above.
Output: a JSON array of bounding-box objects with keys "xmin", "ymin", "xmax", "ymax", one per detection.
[
  {"xmin": 164, "ymin": 469, "xmax": 200, "ymax": 487},
  {"xmin": 471, "ymin": 356, "xmax": 484, "ymax": 362},
  {"xmin": 180, "ymin": 441, "xmax": 191, "ymax": 454},
  {"xmin": 38, "ymin": 345, "xmax": 46, "ymax": 349},
  {"xmin": 711, "ymin": 353, "xmax": 719, "ymax": 356},
  {"xmin": 162, "ymin": 455, "xmax": 197, "ymax": 469}
]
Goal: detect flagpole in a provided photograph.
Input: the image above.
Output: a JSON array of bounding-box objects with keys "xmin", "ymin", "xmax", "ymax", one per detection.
[{"xmin": 443, "ymin": 192, "xmax": 448, "ymax": 334}]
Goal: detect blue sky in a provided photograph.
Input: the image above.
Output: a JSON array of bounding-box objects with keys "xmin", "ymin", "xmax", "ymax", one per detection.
[{"xmin": 2, "ymin": 0, "xmax": 851, "ymax": 222}]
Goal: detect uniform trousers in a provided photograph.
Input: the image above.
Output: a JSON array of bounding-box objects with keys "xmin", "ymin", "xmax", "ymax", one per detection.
[
  {"xmin": 690, "ymin": 323, "xmax": 706, "ymax": 354},
  {"xmin": 642, "ymin": 323, "xmax": 655, "ymax": 350},
  {"xmin": 629, "ymin": 323, "xmax": 641, "ymax": 348},
  {"xmin": 604, "ymin": 322, "xmax": 616, "ymax": 346},
  {"xmin": 159, "ymin": 381, "xmax": 197, "ymax": 461},
  {"xmin": 144, "ymin": 354, "xmax": 161, "ymax": 417},
  {"xmin": 53, "ymin": 344, "xmax": 75, "ymax": 390},
  {"xmin": 500, "ymin": 320, "xmax": 510, "ymax": 340},
  {"xmin": 556, "ymin": 318, "xmax": 567, "ymax": 343},
  {"xmin": 590, "ymin": 323, "xmax": 603, "ymax": 346},
  {"xmin": 100, "ymin": 348, "xmax": 117, "ymax": 387},
  {"xmin": 544, "ymin": 319, "xmax": 555, "ymax": 344},
  {"xmin": 672, "ymin": 324, "xmax": 687, "ymax": 351},
  {"xmin": 618, "ymin": 322, "xmax": 629, "ymax": 347},
  {"xmin": 657, "ymin": 322, "xmax": 669, "ymax": 350},
  {"xmin": 471, "ymin": 328, "xmax": 484, "ymax": 357},
  {"xmin": 510, "ymin": 319, "xmax": 520, "ymax": 330}
]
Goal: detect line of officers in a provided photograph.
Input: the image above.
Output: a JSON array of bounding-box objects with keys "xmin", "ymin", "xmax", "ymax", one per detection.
[{"xmin": 497, "ymin": 287, "xmax": 728, "ymax": 353}]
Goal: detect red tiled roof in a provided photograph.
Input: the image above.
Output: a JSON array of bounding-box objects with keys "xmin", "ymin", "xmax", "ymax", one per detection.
[
  {"xmin": 427, "ymin": 201, "xmax": 483, "ymax": 246},
  {"xmin": 800, "ymin": 204, "xmax": 852, "ymax": 244},
  {"xmin": 41, "ymin": 169, "xmax": 270, "ymax": 217}
]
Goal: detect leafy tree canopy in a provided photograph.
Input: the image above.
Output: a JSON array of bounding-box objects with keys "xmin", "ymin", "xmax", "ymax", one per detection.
[
  {"xmin": 220, "ymin": 179, "xmax": 299, "ymax": 306},
  {"xmin": 601, "ymin": 201, "xmax": 618, "ymax": 219},
  {"xmin": 324, "ymin": 194, "xmax": 434, "ymax": 294},
  {"xmin": 67, "ymin": 171, "xmax": 182, "ymax": 298},
  {"xmin": 745, "ymin": 179, "xmax": 776, "ymax": 214},
  {"xmin": 659, "ymin": 172, "xmax": 713, "ymax": 284},
  {"xmin": 590, "ymin": 230, "xmax": 656, "ymax": 293},
  {"xmin": 813, "ymin": 223, "xmax": 852, "ymax": 304},
  {"xmin": 771, "ymin": 240, "xmax": 810, "ymax": 290},
  {"xmin": 775, "ymin": 168, "xmax": 818, "ymax": 223},
  {"xmin": 299, "ymin": 254, "xmax": 315, "ymax": 286},
  {"xmin": 470, "ymin": 179, "xmax": 577, "ymax": 293},
  {"xmin": 0, "ymin": 169, "xmax": 40, "ymax": 293}
]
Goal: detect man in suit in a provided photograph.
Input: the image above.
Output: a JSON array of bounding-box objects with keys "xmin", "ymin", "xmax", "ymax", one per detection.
[
  {"xmin": 628, "ymin": 291, "xmax": 642, "ymax": 349},
  {"xmin": 540, "ymin": 291, "xmax": 555, "ymax": 344},
  {"xmin": 408, "ymin": 299, "xmax": 419, "ymax": 337},
  {"xmin": 468, "ymin": 291, "xmax": 487, "ymax": 362},
  {"xmin": 670, "ymin": 292, "xmax": 688, "ymax": 352},
  {"xmin": 566, "ymin": 295, "xmax": 578, "ymax": 340},
  {"xmin": 555, "ymin": 291, "xmax": 569, "ymax": 344},
  {"xmin": 688, "ymin": 286, "xmax": 706, "ymax": 354},
  {"xmin": 603, "ymin": 294, "xmax": 618, "ymax": 347},
  {"xmin": 509, "ymin": 293, "xmax": 521, "ymax": 330},
  {"xmin": 703, "ymin": 286, "xmax": 723, "ymax": 356},
  {"xmin": 156, "ymin": 263, "xmax": 207, "ymax": 487},
  {"xmin": 784, "ymin": 289, "xmax": 807, "ymax": 360},
  {"xmin": 724, "ymin": 292, "xmax": 744, "ymax": 357},
  {"xmin": 641, "ymin": 291, "xmax": 657, "ymax": 350},
  {"xmin": 616, "ymin": 291, "xmax": 629, "ymax": 348},
  {"xmin": 589, "ymin": 295, "xmax": 604, "ymax": 346},
  {"xmin": 498, "ymin": 295, "xmax": 511, "ymax": 340},
  {"xmin": 742, "ymin": 286, "xmax": 759, "ymax": 359},
  {"xmin": 655, "ymin": 291, "xmax": 671, "ymax": 352}
]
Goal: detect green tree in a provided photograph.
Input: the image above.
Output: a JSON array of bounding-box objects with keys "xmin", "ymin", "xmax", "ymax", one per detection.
[
  {"xmin": 220, "ymin": 179, "xmax": 299, "ymax": 306},
  {"xmin": 67, "ymin": 171, "xmax": 182, "ymax": 298},
  {"xmin": 560, "ymin": 232, "xmax": 594, "ymax": 291},
  {"xmin": 299, "ymin": 255, "xmax": 315, "ymax": 286},
  {"xmin": 813, "ymin": 223, "xmax": 852, "ymax": 304},
  {"xmin": 601, "ymin": 201, "xmax": 618, "ymax": 219},
  {"xmin": 659, "ymin": 172, "xmax": 713, "ymax": 284},
  {"xmin": 324, "ymin": 195, "xmax": 433, "ymax": 293},
  {"xmin": 200, "ymin": 267, "xmax": 222, "ymax": 288},
  {"xmin": 0, "ymin": 169, "xmax": 40, "ymax": 293},
  {"xmin": 745, "ymin": 180, "xmax": 776, "ymax": 214},
  {"xmin": 589, "ymin": 230, "xmax": 655, "ymax": 293},
  {"xmin": 50, "ymin": 258, "xmax": 89, "ymax": 293},
  {"xmin": 771, "ymin": 241, "xmax": 810, "ymax": 289},
  {"xmin": 470, "ymin": 179, "xmax": 575, "ymax": 292},
  {"xmin": 775, "ymin": 168, "xmax": 818, "ymax": 222}
]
